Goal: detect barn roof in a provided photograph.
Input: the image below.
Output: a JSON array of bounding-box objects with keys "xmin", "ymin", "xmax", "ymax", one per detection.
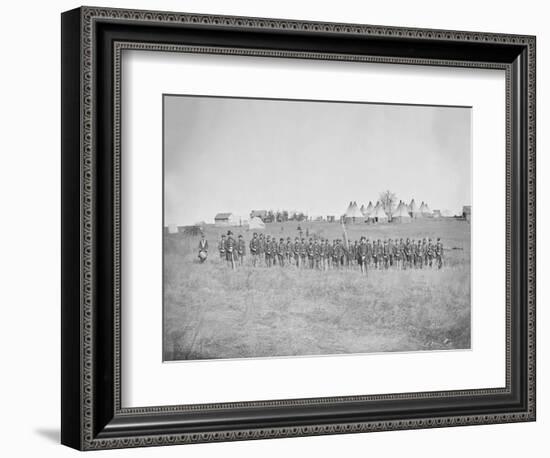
[{"xmin": 214, "ymin": 212, "xmax": 233, "ymax": 220}]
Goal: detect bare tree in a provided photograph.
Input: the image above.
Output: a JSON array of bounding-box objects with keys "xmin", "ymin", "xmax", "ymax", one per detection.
[{"xmin": 379, "ymin": 190, "xmax": 397, "ymax": 220}]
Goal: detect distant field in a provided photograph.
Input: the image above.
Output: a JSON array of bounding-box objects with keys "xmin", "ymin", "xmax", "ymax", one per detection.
[{"xmin": 163, "ymin": 219, "xmax": 471, "ymax": 361}]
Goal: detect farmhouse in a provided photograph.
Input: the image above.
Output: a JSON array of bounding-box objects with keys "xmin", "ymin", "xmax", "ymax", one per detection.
[{"xmin": 214, "ymin": 212, "xmax": 238, "ymax": 226}]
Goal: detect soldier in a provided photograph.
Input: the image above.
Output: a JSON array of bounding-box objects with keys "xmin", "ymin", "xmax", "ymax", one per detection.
[
  {"xmin": 338, "ymin": 239, "xmax": 346, "ymax": 267},
  {"xmin": 352, "ymin": 240, "xmax": 359, "ymax": 268},
  {"xmin": 270, "ymin": 236, "xmax": 278, "ymax": 266},
  {"xmin": 299, "ymin": 238, "xmax": 307, "ymax": 268},
  {"xmin": 343, "ymin": 241, "xmax": 351, "ymax": 268},
  {"xmin": 427, "ymin": 238, "xmax": 435, "ymax": 268},
  {"xmin": 312, "ymin": 239, "xmax": 320, "ymax": 269},
  {"xmin": 357, "ymin": 236, "xmax": 369, "ymax": 275},
  {"xmin": 388, "ymin": 238, "xmax": 395, "ymax": 268},
  {"xmin": 396, "ymin": 238, "xmax": 405, "ymax": 270},
  {"xmin": 422, "ymin": 238, "xmax": 428, "ymax": 267},
  {"xmin": 372, "ymin": 239, "xmax": 379, "ymax": 269},
  {"xmin": 277, "ymin": 238, "xmax": 285, "ymax": 266},
  {"xmin": 249, "ymin": 233, "xmax": 259, "ymax": 267},
  {"xmin": 264, "ymin": 235, "xmax": 272, "ymax": 267},
  {"xmin": 218, "ymin": 234, "xmax": 226, "ymax": 261},
  {"xmin": 331, "ymin": 240, "xmax": 338, "ymax": 269},
  {"xmin": 293, "ymin": 237, "xmax": 301, "ymax": 267},
  {"xmin": 237, "ymin": 234, "xmax": 246, "ymax": 266},
  {"xmin": 382, "ymin": 239, "xmax": 390, "ymax": 269},
  {"xmin": 307, "ymin": 238, "xmax": 315, "ymax": 269},
  {"xmin": 285, "ymin": 237, "xmax": 292, "ymax": 265},
  {"xmin": 321, "ymin": 239, "xmax": 329, "ymax": 270},
  {"xmin": 436, "ymin": 237, "xmax": 444, "ymax": 269},
  {"xmin": 415, "ymin": 239, "xmax": 423, "ymax": 269},
  {"xmin": 258, "ymin": 233, "xmax": 265, "ymax": 264},
  {"xmin": 198, "ymin": 234, "xmax": 208, "ymax": 263},
  {"xmin": 366, "ymin": 238, "xmax": 373, "ymax": 268},
  {"xmin": 225, "ymin": 231, "xmax": 236, "ymax": 270},
  {"xmin": 404, "ymin": 238, "xmax": 412, "ymax": 269}
]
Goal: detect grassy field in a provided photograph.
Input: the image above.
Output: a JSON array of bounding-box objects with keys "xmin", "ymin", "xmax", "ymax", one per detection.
[{"xmin": 163, "ymin": 219, "xmax": 471, "ymax": 361}]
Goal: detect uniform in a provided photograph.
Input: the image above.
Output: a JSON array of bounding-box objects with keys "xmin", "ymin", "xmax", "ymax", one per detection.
[
  {"xmin": 313, "ymin": 241, "xmax": 321, "ymax": 269},
  {"xmin": 293, "ymin": 239, "xmax": 301, "ymax": 267},
  {"xmin": 299, "ymin": 239, "xmax": 307, "ymax": 268},
  {"xmin": 422, "ymin": 239, "xmax": 428, "ymax": 267},
  {"xmin": 372, "ymin": 242, "xmax": 380, "ymax": 269},
  {"xmin": 285, "ymin": 239, "xmax": 292, "ymax": 265},
  {"xmin": 414, "ymin": 242, "xmax": 422, "ymax": 268},
  {"xmin": 404, "ymin": 240, "xmax": 412, "ymax": 269},
  {"xmin": 352, "ymin": 242, "xmax": 359, "ymax": 267},
  {"xmin": 357, "ymin": 240, "xmax": 368, "ymax": 274},
  {"xmin": 321, "ymin": 242, "xmax": 329, "ymax": 270},
  {"xmin": 198, "ymin": 238, "xmax": 208, "ymax": 263},
  {"xmin": 237, "ymin": 236, "xmax": 246, "ymax": 265},
  {"xmin": 382, "ymin": 241, "xmax": 390, "ymax": 269},
  {"xmin": 218, "ymin": 236, "xmax": 226, "ymax": 260},
  {"xmin": 264, "ymin": 237, "xmax": 273, "ymax": 267},
  {"xmin": 277, "ymin": 239, "xmax": 285, "ymax": 266},
  {"xmin": 388, "ymin": 239, "xmax": 395, "ymax": 267},
  {"xmin": 427, "ymin": 239, "xmax": 435, "ymax": 268},
  {"xmin": 395, "ymin": 240, "xmax": 404, "ymax": 269},
  {"xmin": 270, "ymin": 238, "xmax": 278, "ymax": 266},
  {"xmin": 249, "ymin": 236, "xmax": 260, "ymax": 267},
  {"xmin": 436, "ymin": 239, "xmax": 444, "ymax": 269},
  {"xmin": 307, "ymin": 241, "xmax": 315, "ymax": 269},
  {"xmin": 225, "ymin": 234, "xmax": 236, "ymax": 269}
]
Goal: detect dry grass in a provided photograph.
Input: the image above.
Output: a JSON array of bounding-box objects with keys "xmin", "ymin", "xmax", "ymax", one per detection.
[{"xmin": 164, "ymin": 219, "xmax": 470, "ymax": 360}]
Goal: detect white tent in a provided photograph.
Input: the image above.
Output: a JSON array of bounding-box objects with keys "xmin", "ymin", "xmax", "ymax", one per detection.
[
  {"xmin": 248, "ymin": 216, "xmax": 265, "ymax": 230},
  {"xmin": 419, "ymin": 201, "xmax": 432, "ymax": 217},
  {"xmin": 344, "ymin": 201, "xmax": 364, "ymax": 223},
  {"xmin": 365, "ymin": 201, "xmax": 374, "ymax": 216},
  {"xmin": 441, "ymin": 209, "xmax": 454, "ymax": 217},
  {"xmin": 392, "ymin": 202, "xmax": 412, "ymax": 223},
  {"xmin": 370, "ymin": 201, "xmax": 388, "ymax": 223},
  {"xmin": 167, "ymin": 224, "xmax": 178, "ymax": 234},
  {"xmin": 409, "ymin": 198, "xmax": 422, "ymax": 218}
]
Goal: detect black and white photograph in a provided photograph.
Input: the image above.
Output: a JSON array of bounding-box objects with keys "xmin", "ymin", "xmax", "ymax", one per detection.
[
  {"xmin": 53, "ymin": 3, "xmax": 537, "ymax": 453},
  {"xmin": 163, "ymin": 95, "xmax": 472, "ymax": 361}
]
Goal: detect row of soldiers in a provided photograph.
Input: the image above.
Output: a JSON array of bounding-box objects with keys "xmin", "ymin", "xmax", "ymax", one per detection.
[{"xmin": 211, "ymin": 231, "xmax": 444, "ymax": 272}]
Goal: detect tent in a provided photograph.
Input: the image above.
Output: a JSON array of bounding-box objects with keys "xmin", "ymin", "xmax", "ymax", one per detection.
[
  {"xmin": 441, "ymin": 209, "xmax": 454, "ymax": 217},
  {"xmin": 419, "ymin": 201, "xmax": 433, "ymax": 217},
  {"xmin": 362, "ymin": 201, "xmax": 374, "ymax": 217},
  {"xmin": 392, "ymin": 202, "xmax": 412, "ymax": 223},
  {"xmin": 344, "ymin": 201, "xmax": 364, "ymax": 223},
  {"xmin": 167, "ymin": 224, "xmax": 178, "ymax": 234},
  {"xmin": 370, "ymin": 201, "xmax": 388, "ymax": 223},
  {"xmin": 409, "ymin": 198, "xmax": 422, "ymax": 218},
  {"xmin": 248, "ymin": 216, "xmax": 265, "ymax": 230}
]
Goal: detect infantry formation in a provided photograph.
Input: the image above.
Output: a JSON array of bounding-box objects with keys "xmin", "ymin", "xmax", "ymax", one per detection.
[{"xmin": 197, "ymin": 231, "xmax": 444, "ymax": 273}]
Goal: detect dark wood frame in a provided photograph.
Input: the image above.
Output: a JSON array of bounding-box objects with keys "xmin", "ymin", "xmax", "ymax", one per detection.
[{"xmin": 61, "ymin": 6, "xmax": 536, "ymax": 450}]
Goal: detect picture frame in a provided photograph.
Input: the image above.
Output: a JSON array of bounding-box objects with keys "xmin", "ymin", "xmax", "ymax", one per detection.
[{"xmin": 61, "ymin": 6, "xmax": 536, "ymax": 450}]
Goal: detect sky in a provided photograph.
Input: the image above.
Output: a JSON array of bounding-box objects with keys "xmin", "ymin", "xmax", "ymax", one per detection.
[{"xmin": 164, "ymin": 95, "xmax": 471, "ymax": 226}]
